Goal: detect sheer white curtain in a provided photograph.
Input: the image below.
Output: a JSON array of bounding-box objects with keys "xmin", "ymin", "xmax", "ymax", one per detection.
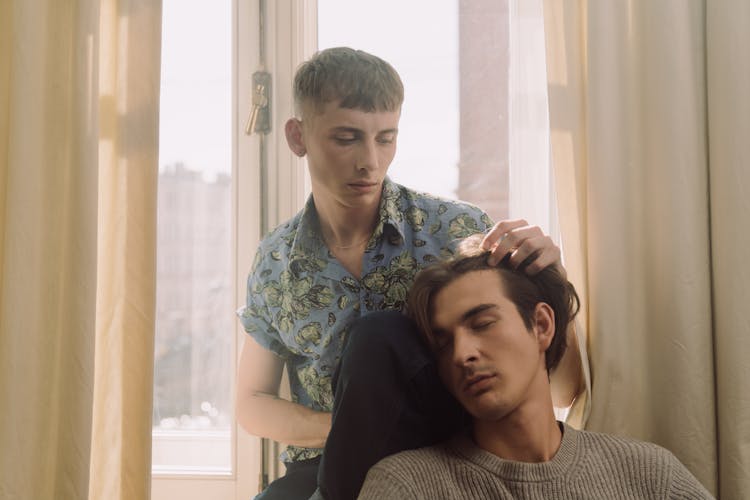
[
  {"xmin": 508, "ymin": 0, "xmax": 591, "ymax": 426},
  {"xmin": 543, "ymin": 1, "xmax": 750, "ymax": 497},
  {"xmin": 0, "ymin": 1, "xmax": 162, "ymax": 499}
]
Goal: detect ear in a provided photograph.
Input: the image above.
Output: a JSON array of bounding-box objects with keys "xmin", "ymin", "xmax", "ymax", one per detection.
[
  {"xmin": 533, "ymin": 302, "xmax": 555, "ymax": 351},
  {"xmin": 284, "ymin": 118, "xmax": 306, "ymax": 157}
]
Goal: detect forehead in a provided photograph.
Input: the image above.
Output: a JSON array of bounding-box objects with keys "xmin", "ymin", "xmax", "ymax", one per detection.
[
  {"xmin": 431, "ymin": 270, "xmax": 509, "ymax": 329},
  {"xmin": 304, "ymin": 101, "xmax": 400, "ymax": 131}
]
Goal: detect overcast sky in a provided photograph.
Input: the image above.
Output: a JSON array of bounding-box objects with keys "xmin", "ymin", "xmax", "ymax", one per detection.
[
  {"xmin": 158, "ymin": 0, "xmax": 460, "ymax": 198},
  {"xmin": 318, "ymin": 0, "xmax": 460, "ymax": 198}
]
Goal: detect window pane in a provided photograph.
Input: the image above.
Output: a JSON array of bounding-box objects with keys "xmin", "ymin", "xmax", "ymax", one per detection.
[
  {"xmin": 318, "ymin": 0, "xmax": 461, "ymax": 201},
  {"xmin": 318, "ymin": 0, "xmax": 513, "ymax": 222},
  {"xmin": 153, "ymin": 0, "xmax": 232, "ymax": 474},
  {"xmin": 508, "ymin": 0, "xmax": 556, "ymax": 237}
]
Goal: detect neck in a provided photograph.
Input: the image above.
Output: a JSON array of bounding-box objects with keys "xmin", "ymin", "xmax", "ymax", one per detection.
[
  {"xmin": 312, "ymin": 192, "xmax": 381, "ymax": 249},
  {"xmin": 472, "ymin": 380, "xmax": 562, "ymax": 463}
]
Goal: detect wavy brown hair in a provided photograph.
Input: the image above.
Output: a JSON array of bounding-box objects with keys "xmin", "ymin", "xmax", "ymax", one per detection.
[{"xmin": 407, "ymin": 235, "xmax": 580, "ymax": 373}]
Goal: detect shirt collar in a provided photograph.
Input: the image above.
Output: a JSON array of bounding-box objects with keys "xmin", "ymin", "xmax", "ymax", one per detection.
[
  {"xmin": 287, "ymin": 196, "xmax": 327, "ymax": 277},
  {"xmin": 288, "ymin": 177, "xmax": 406, "ymax": 275},
  {"xmin": 373, "ymin": 177, "xmax": 407, "ymax": 246}
]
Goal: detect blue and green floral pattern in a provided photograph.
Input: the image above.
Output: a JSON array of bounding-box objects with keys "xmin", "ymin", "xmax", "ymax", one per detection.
[{"xmin": 238, "ymin": 178, "xmax": 492, "ymax": 462}]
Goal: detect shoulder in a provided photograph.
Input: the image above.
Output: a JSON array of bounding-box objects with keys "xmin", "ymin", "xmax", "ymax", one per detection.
[
  {"xmin": 359, "ymin": 444, "xmax": 454, "ymax": 499},
  {"xmin": 577, "ymin": 428, "xmax": 676, "ymax": 464},
  {"xmin": 396, "ymin": 182, "xmax": 489, "ymax": 218},
  {"xmin": 248, "ymin": 211, "xmax": 307, "ymax": 278},
  {"xmin": 256, "ymin": 212, "xmax": 304, "ymax": 259},
  {"xmin": 372, "ymin": 443, "xmax": 454, "ymax": 473},
  {"xmin": 575, "ymin": 429, "xmax": 713, "ymax": 498},
  {"xmin": 388, "ymin": 181, "xmax": 494, "ymax": 238}
]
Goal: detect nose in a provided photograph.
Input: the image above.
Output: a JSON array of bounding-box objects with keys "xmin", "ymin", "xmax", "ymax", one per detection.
[
  {"xmin": 355, "ymin": 138, "xmax": 379, "ymax": 172},
  {"xmin": 451, "ymin": 328, "xmax": 479, "ymax": 367}
]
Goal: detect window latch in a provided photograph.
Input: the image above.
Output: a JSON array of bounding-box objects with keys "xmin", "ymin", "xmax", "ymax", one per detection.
[{"xmin": 245, "ymin": 71, "xmax": 271, "ymax": 135}]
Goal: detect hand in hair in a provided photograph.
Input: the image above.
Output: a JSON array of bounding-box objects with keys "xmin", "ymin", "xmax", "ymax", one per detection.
[{"xmin": 481, "ymin": 219, "xmax": 565, "ymax": 277}]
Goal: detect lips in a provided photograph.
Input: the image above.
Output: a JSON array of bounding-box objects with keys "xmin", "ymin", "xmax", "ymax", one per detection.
[
  {"xmin": 462, "ymin": 373, "xmax": 496, "ymax": 395},
  {"xmin": 347, "ymin": 181, "xmax": 379, "ymax": 193}
]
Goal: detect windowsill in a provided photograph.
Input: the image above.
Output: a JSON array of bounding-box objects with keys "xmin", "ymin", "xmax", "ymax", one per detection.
[{"xmin": 152, "ymin": 428, "xmax": 232, "ymax": 476}]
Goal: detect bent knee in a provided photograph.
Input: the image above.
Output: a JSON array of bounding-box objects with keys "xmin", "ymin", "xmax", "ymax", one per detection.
[
  {"xmin": 339, "ymin": 311, "xmax": 426, "ymax": 372},
  {"xmin": 345, "ymin": 311, "xmax": 417, "ymax": 352}
]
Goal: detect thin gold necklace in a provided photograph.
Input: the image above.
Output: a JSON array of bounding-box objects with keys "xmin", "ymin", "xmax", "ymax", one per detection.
[{"xmin": 329, "ymin": 235, "xmax": 370, "ymax": 250}]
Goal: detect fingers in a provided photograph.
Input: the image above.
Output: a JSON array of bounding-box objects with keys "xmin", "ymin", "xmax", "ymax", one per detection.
[
  {"xmin": 506, "ymin": 235, "xmax": 561, "ymax": 275},
  {"xmin": 482, "ymin": 221, "xmax": 564, "ymax": 276},
  {"xmin": 481, "ymin": 219, "xmax": 528, "ymax": 252}
]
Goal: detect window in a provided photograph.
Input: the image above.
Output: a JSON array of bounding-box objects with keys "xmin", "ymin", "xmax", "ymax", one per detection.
[
  {"xmin": 152, "ymin": 0, "xmax": 233, "ymax": 475},
  {"xmin": 319, "ymin": 1, "xmax": 462, "ymax": 201},
  {"xmin": 319, "ymin": 0, "xmax": 556, "ymax": 231},
  {"xmin": 151, "ymin": 1, "xmax": 558, "ymax": 497},
  {"xmin": 151, "ymin": 1, "xmax": 316, "ymax": 498},
  {"xmin": 508, "ymin": 0, "xmax": 558, "ymax": 239}
]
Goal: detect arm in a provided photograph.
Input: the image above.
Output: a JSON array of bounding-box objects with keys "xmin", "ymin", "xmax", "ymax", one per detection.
[
  {"xmin": 550, "ymin": 321, "xmax": 584, "ymax": 407},
  {"xmin": 482, "ymin": 219, "xmax": 584, "ymax": 406},
  {"xmin": 235, "ymin": 336, "xmax": 332, "ymax": 448}
]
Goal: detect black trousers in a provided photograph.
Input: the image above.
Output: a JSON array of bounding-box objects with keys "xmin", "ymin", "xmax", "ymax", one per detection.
[
  {"xmin": 253, "ymin": 457, "xmax": 321, "ymax": 500},
  {"xmin": 255, "ymin": 311, "xmax": 466, "ymax": 500},
  {"xmin": 318, "ymin": 311, "xmax": 466, "ymax": 500}
]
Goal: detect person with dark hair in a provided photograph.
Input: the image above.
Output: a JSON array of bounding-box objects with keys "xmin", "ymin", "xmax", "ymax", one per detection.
[
  {"xmin": 357, "ymin": 235, "xmax": 713, "ymax": 500},
  {"xmin": 236, "ymin": 47, "xmax": 583, "ymax": 500}
]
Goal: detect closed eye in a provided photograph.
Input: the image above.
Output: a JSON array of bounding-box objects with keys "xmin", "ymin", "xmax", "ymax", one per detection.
[
  {"xmin": 434, "ymin": 338, "xmax": 450, "ymax": 352},
  {"xmin": 471, "ymin": 319, "xmax": 496, "ymax": 332},
  {"xmin": 333, "ymin": 136, "xmax": 357, "ymax": 145},
  {"xmin": 431, "ymin": 330, "xmax": 451, "ymax": 352}
]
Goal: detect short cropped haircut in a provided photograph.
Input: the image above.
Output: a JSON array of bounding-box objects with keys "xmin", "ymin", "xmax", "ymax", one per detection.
[
  {"xmin": 293, "ymin": 47, "xmax": 404, "ymax": 117},
  {"xmin": 407, "ymin": 235, "xmax": 580, "ymax": 373}
]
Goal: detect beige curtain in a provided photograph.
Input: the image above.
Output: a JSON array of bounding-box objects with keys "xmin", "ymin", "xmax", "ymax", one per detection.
[
  {"xmin": 543, "ymin": 1, "xmax": 749, "ymax": 498},
  {"xmin": 0, "ymin": 1, "xmax": 162, "ymax": 499}
]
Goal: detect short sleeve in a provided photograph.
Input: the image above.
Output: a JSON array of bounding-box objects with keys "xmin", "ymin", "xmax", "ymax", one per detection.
[{"xmin": 236, "ymin": 248, "xmax": 290, "ymax": 359}]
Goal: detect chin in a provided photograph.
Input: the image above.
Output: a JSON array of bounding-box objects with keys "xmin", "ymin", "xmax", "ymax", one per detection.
[
  {"xmin": 346, "ymin": 191, "xmax": 380, "ymax": 206},
  {"xmin": 463, "ymin": 397, "xmax": 513, "ymax": 422},
  {"xmin": 470, "ymin": 408, "xmax": 509, "ymax": 422}
]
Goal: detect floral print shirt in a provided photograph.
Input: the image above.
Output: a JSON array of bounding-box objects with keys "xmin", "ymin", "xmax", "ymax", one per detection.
[{"xmin": 237, "ymin": 178, "xmax": 493, "ymax": 462}]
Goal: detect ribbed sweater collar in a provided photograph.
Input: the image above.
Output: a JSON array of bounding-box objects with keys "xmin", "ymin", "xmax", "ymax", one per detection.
[{"xmin": 448, "ymin": 422, "xmax": 580, "ymax": 483}]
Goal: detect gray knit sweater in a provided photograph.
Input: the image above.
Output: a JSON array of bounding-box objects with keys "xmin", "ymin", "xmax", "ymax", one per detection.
[{"xmin": 358, "ymin": 424, "xmax": 713, "ymax": 499}]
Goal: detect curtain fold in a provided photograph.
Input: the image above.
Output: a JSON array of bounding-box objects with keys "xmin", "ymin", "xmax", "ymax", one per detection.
[
  {"xmin": 89, "ymin": 1, "xmax": 162, "ymax": 499},
  {"xmin": 0, "ymin": 1, "xmax": 162, "ymax": 499},
  {"xmin": 543, "ymin": 1, "xmax": 749, "ymax": 498},
  {"xmin": 507, "ymin": 0, "xmax": 591, "ymax": 427},
  {"xmin": 0, "ymin": 3, "xmax": 99, "ymax": 498},
  {"xmin": 706, "ymin": 3, "xmax": 750, "ymax": 500}
]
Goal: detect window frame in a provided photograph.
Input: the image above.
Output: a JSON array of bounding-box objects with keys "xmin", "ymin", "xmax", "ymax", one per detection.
[
  {"xmin": 152, "ymin": 1, "xmax": 562, "ymax": 497},
  {"xmin": 151, "ymin": 1, "xmax": 317, "ymax": 498}
]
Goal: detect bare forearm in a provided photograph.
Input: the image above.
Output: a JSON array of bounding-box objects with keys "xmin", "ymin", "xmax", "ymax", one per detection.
[
  {"xmin": 237, "ymin": 392, "xmax": 332, "ymax": 448},
  {"xmin": 550, "ymin": 322, "xmax": 584, "ymax": 408}
]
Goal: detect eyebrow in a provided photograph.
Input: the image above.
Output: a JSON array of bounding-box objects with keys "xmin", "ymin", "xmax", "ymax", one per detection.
[
  {"xmin": 431, "ymin": 303, "xmax": 498, "ymax": 336},
  {"xmin": 460, "ymin": 303, "xmax": 498, "ymax": 322},
  {"xmin": 329, "ymin": 126, "xmax": 398, "ymax": 135},
  {"xmin": 330, "ymin": 126, "xmax": 360, "ymax": 134}
]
